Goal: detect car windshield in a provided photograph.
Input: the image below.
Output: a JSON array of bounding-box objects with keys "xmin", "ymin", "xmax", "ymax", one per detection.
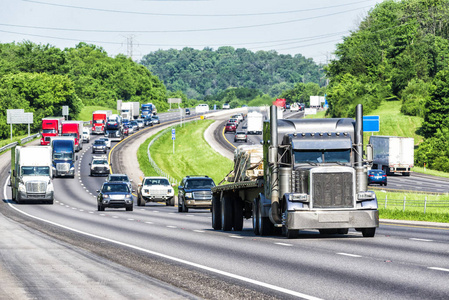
[
  {"xmin": 294, "ymin": 150, "xmax": 351, "ymax": 164},
  {"xmin": 144, "ymin": 178, "xmax": 170, "ymax": 185},
  {"xmin": 130, "ymin": 121, "xmax": 137, "ymax": 125},
  {"xmin": 21, "ymin": 166, "xmax": 50, "ymax": 176},
  {"xmin": 103, "ymin": 184, "xmax": 129, "ymax": 193},
  {"xmin": 53, "ymin": 152, "xmax": 73, "ymax": 160},
  {"xmin": 93, "ymin": 159, "xmax": 108, "ymax": 164},
  {"xmin": 226, "ymin": 123, "xmax": 235, "ymax": 126},
  {"xmin": 185, "ymin": 179, "xmax": 215, "ymax": 189},
  {"xmin": 236, "ymin": 131, "xmax": 245, "ymax": 135},
  {"xmin": 110, "ymin": 176, "xmax": 129, "ymax": 182},
  {"xmin": 94, "ymin": 141, "xmax": 106, "ymax": 145}
]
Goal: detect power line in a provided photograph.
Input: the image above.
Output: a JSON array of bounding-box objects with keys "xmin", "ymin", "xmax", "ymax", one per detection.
[
  {"xmin": 0, "ymin": 5, "xmax": 374, "ymax": 33},
  {"xmin": 22, "ymin": 0, "xmax": 376, "ymax": 17}
]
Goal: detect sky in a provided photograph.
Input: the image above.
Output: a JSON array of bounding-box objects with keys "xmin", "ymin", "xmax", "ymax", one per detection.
[{"xmin": 1, "ymin": 0, "xmax": 384, "ymax": 64}]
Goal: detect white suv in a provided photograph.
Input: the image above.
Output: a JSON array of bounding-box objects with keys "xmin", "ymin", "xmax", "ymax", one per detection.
[
  {"xmin": 137, "ymin": 176, "xmax": 174, "ymax": 206},
  {"xmin": 82, "ymin": 127, "xmax": 90, "ymax": 143}
]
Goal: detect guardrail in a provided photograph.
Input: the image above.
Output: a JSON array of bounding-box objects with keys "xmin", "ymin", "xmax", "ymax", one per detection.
[{"xmin": 0, "ymin": 133, "xmax": 41, "ymax": 154}]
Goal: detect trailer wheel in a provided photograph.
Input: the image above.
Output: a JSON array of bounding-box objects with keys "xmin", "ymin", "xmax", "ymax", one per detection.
[
  {"xmin": 252, "ymin": 199, "xmax": 259, "ymax": 235},
  {"xmin": 362, "ymin": 228, "xmax": 376, "ymax": 237},
  {"xmin": 212, "ymin": 194, "xmax": 222, "ymax": 230},
  {"xmin": 221, "ymin": 194, "xmax": 233, "ymax": 231},
  {"xmin": 258, "ymin": 200, "xmax": 272, "ymax": 236},
  {"xmin": 233, "ymin": 198, "xmax": 244, "ymax": 231}
]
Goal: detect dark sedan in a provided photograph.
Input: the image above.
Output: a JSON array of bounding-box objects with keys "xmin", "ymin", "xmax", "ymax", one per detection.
[
  {"xmin": 368, "ymin": 169, "xmax": 387, "ymax": 186},
  {"xmin": 97, "ymin": 182, "xmax": 134, "ymax": 211}
]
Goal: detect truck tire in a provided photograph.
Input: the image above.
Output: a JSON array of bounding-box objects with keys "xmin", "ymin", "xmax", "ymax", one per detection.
[
  {"xmin": 212, "ymin": 194, "xmax": 222, "ymax": 230},
  {"xmin": 233, "ymin": 198, "xmax": 244, "ymax": 231},
  {"xmin": 283, "ymin": 209, "xmax": 298, "ymax": 239},
  {"xmin": 178, "ymin": 204, "xmax": 183, "ymax": 212},
  {"xmin": 137, "ymin": 195, "xmax": 144, "ymax": 206},
  {"xmin": 48, "ymin": 198, "xmax": 54, "ymax": 205},
  {"xmin": 183, "ymin": 202, "xmax": 189, "ymax": 213},
  {"xmin": 98, "ymin": 204, "xmax": 104, "ymax": 211},
  {"xmin": 362, "ymin": 228, "xmax": 376, "ymax": 237},
  {"xmin": 169, "ymin": 197, "xmax": 175, "ymax": 206},
  {"xmin": 252, "ymin": 199, "xmax": 259, "ymax": 235},
  {"xmin": 258, "ymin": 200, "xmax": 272, "ymax": 236},
  {"xmin": 126, "ymin": 206, "xmax": 133, "ymax": 211},
  {"xmin": 221, "ymin": 194, "xmax": 233, "ymax": 231}
]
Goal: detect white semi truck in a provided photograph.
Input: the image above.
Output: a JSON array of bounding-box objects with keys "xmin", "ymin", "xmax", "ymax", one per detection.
[
  {"xmin": 369, "ymin": 136, "xmax": 414, "ymax": 176},
  {"xmin": 11, "ymin": 146, "xmax": 54, "ymax": 204},
  {"xmin": 120, "ymin": 102, "xmax": 140, "ymax": 120},
  {"xmin": 211, "ymin": 105, "xmax": 379, "ymax": 238}
]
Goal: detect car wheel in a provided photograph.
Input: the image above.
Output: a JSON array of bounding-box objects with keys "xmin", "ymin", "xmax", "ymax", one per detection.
[
  {"xmin": 126, "ymin": 206, "xmax": 133, "ymax": 211},
  {"xmin": 137, "ymin": 195, "xmax": 144, "ymax": 206},
  {"xmin": 178, "ymin": 204, "xmax": 183, "ymax": 212},
  {"xmin": 183, "ymin": 202, "xmax": 189, "ymax": 213},
  {"xmin": 98, "ymin": 204, "xmax": 104, "ymax": 211}
]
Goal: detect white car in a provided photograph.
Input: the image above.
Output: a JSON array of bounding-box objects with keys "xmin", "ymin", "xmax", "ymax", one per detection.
[
  {"xmin": 137, "ymin": 176, "xmax": 174, "ymax": 206},
  {"xmin": 136, "ymin": 119, "xmax": 144, "ymax": 129},
  {"xmin": 82, "ymin": 128, "xmax": 90, "ymax": 143},
  {"xmin": 98, "ymin": 137, "xmax": 111, "ymax": 148},
  {"xmin": 89, "ymin": 155, "xmax": 110, "ymax": 176}
]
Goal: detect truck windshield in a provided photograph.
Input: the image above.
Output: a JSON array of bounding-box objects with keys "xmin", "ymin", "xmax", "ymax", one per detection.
[
  {"xmin": 62, "ymin": 133, "xmax": 77, "ymax": 138},
  {"xmin": 294, "ymin": 150, "xmax": 351, "ymax": 164},
  {"xmin": 21, "ymin": 166, "xmax": 50, "ymax": 176},
  {"xmin": 53, "ymin": 152, "xmax": 73, "ymax": 160},
  {"xmin": 93, "ymin": 120, "xmax": 104, "ymax": 124},
  {"xmin": 42, "ymin": 129, "xmax": 56, "ymax": 134}
]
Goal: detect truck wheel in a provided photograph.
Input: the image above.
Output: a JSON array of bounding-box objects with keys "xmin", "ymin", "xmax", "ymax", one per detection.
[
  {"xmin": 362, "ymin": 228, "xmax": 376, "ymax": 237},
  {"xmin": 233, "ymin": 198, "xmax": 244, "ymax": 231},
  {"xmin": 183, "ymin": 203, "xmax": 189, "ymax": 213},
  {"xmin": 98, "ymin": 205, "xmax": 104, "ymax": 211},
  {"xmin": 252, "ymin": 199, "xmax": 259, "ymax": 235},
  {"xmin": 178, "ymin": 204, "xmax": 183, "ymax": 212},
  {"xmin": 137, "ymin": 195, "xmax": 143, "ymax": 206},
  {"xmin": 212, "ymin": 194, "xmax": 222, "ymax": 230},
  {"xmin": 48, "ymin": 199, "xmax": 54, "ymax": 205},
  {"xmin": 283, "ymin": 209, "xmax": 298, "ymax": 239},
  {"xmin": 258, "ymin": 200, "xmax": 272, "ymax": 236},
  {"xmin": 221, "ymin": 194, "xmax": 233, "ymax": 231},
  {"xmin": 169, "ymin": 197, "xmax": 175, "ymax": 206}
]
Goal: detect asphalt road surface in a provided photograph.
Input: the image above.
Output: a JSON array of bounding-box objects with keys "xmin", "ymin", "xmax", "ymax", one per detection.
[{"xmin": 1, "ymin": 109, "xmax": 449, "ymax": 299}]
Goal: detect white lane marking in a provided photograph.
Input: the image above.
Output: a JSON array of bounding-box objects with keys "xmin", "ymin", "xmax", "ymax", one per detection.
[
  {"xmin": 193, "ymin": 230, "xmax": 205, "ymax": 233},
  {"xmin": 230, "ymin": 235, "xmax": 243, "ymax": 239},
  {"xmin": 410, "ymin": 238, "xmax": 433, "ymax": 242},
  {"xmin": 275, "ymin": 243, "xmax": 293, "ymax": 247},
  {"xmin": 72, "ymin": 207, "xmax": 77, "ymax": 210},
  {"xmin": 145, "ymin": 221, "xmax": 153, "ymax": 224},
  {"xmin": 337, "ymin": 253, "xmax": 362, "ymax": 258},
  {"xmin": 186, "ymin": 215, "xmax": 194, "ymax": 217},
  {"xmin": 167, "ymin": 225, "xmax": 177, "ymax": 228},
  {"xmin": 128, "ymin": 219, "xmax": 134, "ymax": 221},
  {"xmin": 153, "ymin": 211, "xmax": 159, "ymax": 213},
  {"xmin": 3, "ymin": 178, "xmax": 322, "ymax": 300},
  {"xmin": 99, "ymin": 214, "xmax": 105, "ymax": 217},
  {"xmin": 88, "ymin": 211, "xmax": 94, "ymax": 214},
  {"xmin": 112, "ymin": 216, "xmax": 119, "ymax": 219},
  {"xmin": 79, "ymin": 210, "xmax": 84, "ymax": 212},
  {"xmin": 428, "ymin": 267, "xmax": 449, "ymax": 273}
]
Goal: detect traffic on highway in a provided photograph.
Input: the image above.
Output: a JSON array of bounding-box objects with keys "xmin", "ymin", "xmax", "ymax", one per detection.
[{"xmin": 1, "ymin": 105, "xmax": 449, "ymax": 299}]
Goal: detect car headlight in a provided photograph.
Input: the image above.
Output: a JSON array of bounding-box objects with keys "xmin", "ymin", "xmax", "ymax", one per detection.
[
  {"xmin": 185, "ymin": 192, "xmax": 193, "ymax": 198},
  {"xmin": 168, "ymin": 188, "xmax": 173, "ymax": 194},
  {"xmin": 103, "ymin": 194, "xmax": 109, "ymax": 198}
]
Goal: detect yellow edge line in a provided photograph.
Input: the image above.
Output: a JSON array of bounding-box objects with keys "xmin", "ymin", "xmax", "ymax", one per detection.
[{"xmin": 222, "ymin": 125, "xmax": 236, "ymax": 149}]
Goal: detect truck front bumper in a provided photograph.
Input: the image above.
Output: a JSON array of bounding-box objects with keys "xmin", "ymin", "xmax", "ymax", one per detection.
[
  {"xmin": 286, "ymin": 210, "xmax": 379, "ymax": 230},
  {"xmin": 18, "ymin": 191, "xmax": 54, "ymax": 202}
]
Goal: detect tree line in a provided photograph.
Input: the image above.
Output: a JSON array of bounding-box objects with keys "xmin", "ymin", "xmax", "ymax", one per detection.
[
  {"xmin": 325, "ymin": 0, "xmax": 449, "ymax": 172},
  {"xmin": 140, "ymin": 46, "xmax": 325, "ymax": 100},
  {"xmin": 0, "ymin": 42, "xmax": 167, "ymax": 139}
]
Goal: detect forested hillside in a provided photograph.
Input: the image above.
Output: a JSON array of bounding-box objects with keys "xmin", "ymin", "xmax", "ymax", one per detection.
[
  {"xmin": 326, "ymin": 0, "xmax": 449, "ymax": 172},
  {"xmin": 0, "ymin": 42, "xmax": 166, "ymax": 139},
  {"xmin": 140, "ymin": 47, "xmax": 325, "ymax": 99}
]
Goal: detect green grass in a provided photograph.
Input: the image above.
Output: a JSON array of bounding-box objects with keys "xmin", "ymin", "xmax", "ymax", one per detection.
[
  {"xmin": 304, "ymin": 110, "xmax": 327, "ymax": 119},
  {"xmin": 137, "ymin": 119, "xmax": 233, "ymax": 191},
  {"xmin": 78, "ymin": 106, "xmax": 118, "ymax": 122}
]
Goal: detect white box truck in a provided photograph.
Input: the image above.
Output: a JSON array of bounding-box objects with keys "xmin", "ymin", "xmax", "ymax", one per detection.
[
  {"xmin": 246, "ymin": 111, "xmax": 263, "ymax": 135},
  {"xmin": 11, "ymin": 146, "xmax": 54, "ymax": 204},
  {"xmin": 369, "ymin": 136, "xmax": 414, "ymax": 176}
]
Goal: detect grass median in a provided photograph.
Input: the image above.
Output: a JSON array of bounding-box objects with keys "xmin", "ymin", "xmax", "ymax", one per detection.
[{"xmin": 137, "ymin": 119, "xmax": 233, "ymax": 191}]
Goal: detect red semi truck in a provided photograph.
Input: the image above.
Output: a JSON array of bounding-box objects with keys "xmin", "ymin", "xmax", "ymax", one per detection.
[
  {"xmin": 61, "ymin": 121, "xmax": 84, "ymax": 152},
  {"xmin": 40, "ymin": 117, "xmax": 65, "ymax": 146},
  {"xmin": 273, "ymin": 98, "xmax": 286, "ymax": 110},
  {"xmin": 92, "ymin": 110, "xmax": 112, "ymax": 135}
]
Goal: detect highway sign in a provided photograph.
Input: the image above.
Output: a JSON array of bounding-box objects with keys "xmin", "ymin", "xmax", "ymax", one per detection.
[
  {"xmin": 172, "ymin": 128, "xmax": 175, "ymax": 140},
  {"xmin": 363, "ymin": 116, "xmax": 380, "ymax": 132}
]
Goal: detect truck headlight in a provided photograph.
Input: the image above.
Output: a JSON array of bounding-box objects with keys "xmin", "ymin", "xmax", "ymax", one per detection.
[
  {"xmin": 18, "ymin": 184, "xmax": 26, "ymax": 192},
  {"xmin": 185, "ymin": 192, "xmax": 193, "ymax": 198},
  {"xmin": 168, "ymin": 188, "xmax": 173, "ymax": 194},
  {"xmin": 357, "ymin": 191, "xmax": 376, "ymax": 201}
]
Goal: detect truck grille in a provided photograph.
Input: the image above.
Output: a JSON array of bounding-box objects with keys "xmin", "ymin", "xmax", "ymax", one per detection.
[
  {"xmin": 56, "ymin": 163, "xmax": 70, "ymax": 172},
  {"xmin": 95, "ymin": 127, "xmax": 102, "ymax": 133},
  {"xmin": 26, "ymin": 181, "xmax": 47, "ymax": 193},
  {"xmin": 193, "ymin": 191, "xmax": 212, "ymax": 200},
  {"xmin": 312, "ymin": 172, "xmax": 353, "ymax": 208},
  {"xmin": 145, "ymin": 188, "xmax": 169, "ymax": 197}
]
